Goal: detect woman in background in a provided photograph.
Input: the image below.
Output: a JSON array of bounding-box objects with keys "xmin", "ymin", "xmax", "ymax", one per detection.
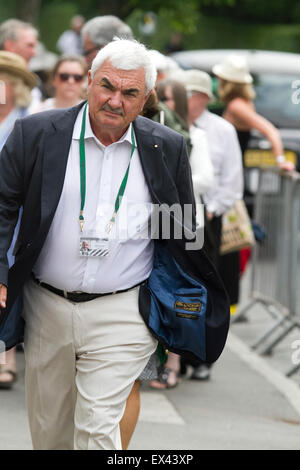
[
  {"xmin": 32, "ymin": 54, "xmax": 86, "ymax": 112},
  {"xmin": 212, "ymin": 54, "xmax": 294, "ymax": 310},
  {"xmin": 213, "ymin": 54, "xmax": 294, "ymax": 179},
  {"xmin": 0, "ymin": 51, "xmax": 37, "ymax": 389}
]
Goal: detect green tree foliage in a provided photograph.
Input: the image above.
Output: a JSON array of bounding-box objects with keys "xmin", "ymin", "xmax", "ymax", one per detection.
[
  {"xmin": 129, "ymin": 0, "xmax": 300, "ymax": 27},
  {"xmin": 2, "ymin": 0, "xmax": 300, "ymax": 53},
  {"xmin": 128, "ymin": 0, "xmax": 200, "ymax": 33},
  {"xmin": 200, "ymin": 0, "xmax": 300, "ymax": 23}
]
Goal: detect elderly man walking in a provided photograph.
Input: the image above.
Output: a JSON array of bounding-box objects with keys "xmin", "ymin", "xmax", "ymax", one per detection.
[{"xmin": 0, "ymin": 39, "xmax": 229, "ymax": 450}]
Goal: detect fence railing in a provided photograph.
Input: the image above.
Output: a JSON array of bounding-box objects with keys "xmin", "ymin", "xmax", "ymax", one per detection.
[{"xmin": 232, "ymin": 167, "xmax": 300, "ymax": 377}]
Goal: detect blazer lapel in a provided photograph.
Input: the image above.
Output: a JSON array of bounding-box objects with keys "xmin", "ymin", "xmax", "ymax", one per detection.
[
  {"xmin": 133, "ymin": 116, "xmax": 179, "ymax": 206},
  {"xmin": 41, "ymin": 102, "xmax": 85, "ymax": 224}
]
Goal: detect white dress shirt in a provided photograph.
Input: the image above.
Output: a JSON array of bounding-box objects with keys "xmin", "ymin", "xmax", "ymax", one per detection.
[
  {"xmin": 195, "ymin": 110, "xmax": 243, "ymax": 216},
  {"xmin": 189, "ymin": 125, "xmax": 214, "ymax": 228},
  {"xmin": 33, "ymin": 105, "xmax": 154, "ymax": 293}
]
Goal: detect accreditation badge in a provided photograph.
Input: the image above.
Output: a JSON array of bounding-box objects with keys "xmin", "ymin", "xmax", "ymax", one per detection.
[{"xmin": 79, "ymin": 236, "xmax": 109, "ymax": 257}]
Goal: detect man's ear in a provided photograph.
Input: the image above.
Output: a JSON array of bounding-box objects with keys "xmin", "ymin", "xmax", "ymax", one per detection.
[
  {"xmin": 145, "ymin": 89, "xmax": 152, "ymax": 103},
  {"xmin": 4, "ymin": 40, "xmax": 15, "ymax": 53},
  {"xmin": 87, "ymin": 69, "xmax": 92, "ymax": 87},
  {"xmin": 141, "ymin": 89, "xmax": 152, "ymax": 110}
]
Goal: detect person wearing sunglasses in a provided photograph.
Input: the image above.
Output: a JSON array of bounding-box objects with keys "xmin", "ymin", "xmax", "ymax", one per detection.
[{"xmin": 32, "ymin": 55, "xmax": 87, "ymax": 113}]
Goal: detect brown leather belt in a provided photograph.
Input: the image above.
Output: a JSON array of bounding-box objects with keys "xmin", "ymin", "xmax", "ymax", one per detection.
[{"xmin": 31, "ymin": 274, "xmax": 144, "ymax": 303}]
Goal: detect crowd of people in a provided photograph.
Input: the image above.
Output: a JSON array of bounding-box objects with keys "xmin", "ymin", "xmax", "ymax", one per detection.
[{"xmin": 0, "ymin": 13, "xmax": 295, "ymax": 450}]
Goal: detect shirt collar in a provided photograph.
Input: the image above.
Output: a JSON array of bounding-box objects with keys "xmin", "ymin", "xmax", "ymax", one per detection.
[
  {"xmin": 73, "ymin": 103, "xmax": 135, "ymax": 147},
  {"xmin": 194, "ymin": 109, "xmax": 209, "ymax": 127},
  {"xmin": 72, "ymin": 103, "xmax": 94, "ymax": 140}
]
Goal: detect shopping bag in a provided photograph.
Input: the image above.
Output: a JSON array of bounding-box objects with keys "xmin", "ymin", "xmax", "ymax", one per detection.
[{"xmin": 220, "ymin": 200, "xmax": 255, "ymax": 255}]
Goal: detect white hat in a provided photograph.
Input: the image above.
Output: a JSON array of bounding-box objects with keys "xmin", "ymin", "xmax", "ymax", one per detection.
[
  {"xmin": 212, "ymin": 54, "xmax": 253, "ymax": 84},
  {"xmin": 176, "ymin": 69, "xmax": 215, "ymax": 101}
]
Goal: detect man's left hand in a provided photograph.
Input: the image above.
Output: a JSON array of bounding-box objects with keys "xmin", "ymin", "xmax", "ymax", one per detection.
[{"xmin": 0, "ymin": 284, "xmax": 7, "ymax": 310}]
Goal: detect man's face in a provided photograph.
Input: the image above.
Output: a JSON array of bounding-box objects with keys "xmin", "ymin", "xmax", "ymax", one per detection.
[
  {"xmin": 187, "ymin": 91, "xmax": 209, "ymax": 122},
  {"xmin": 4, "ymin": 28, "xmax": 37, "ymax": 64},
  {"xmin": 83, "ymin": 34, "xmax": 101, "ymax": 68},
  {"xmin": 87, "ymin": 60, "xmax": 150, "ymax": 138}
]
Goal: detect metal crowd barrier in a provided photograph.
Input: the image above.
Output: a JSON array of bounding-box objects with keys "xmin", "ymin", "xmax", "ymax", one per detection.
[{"xmin": 232, "ymin": 167, "xmax": 300, "ymax": 377}]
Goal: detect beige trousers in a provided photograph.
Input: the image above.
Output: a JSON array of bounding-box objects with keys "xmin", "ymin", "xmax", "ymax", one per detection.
[{"xmin": 22, "ymin": 280, "xmax": 157, "ymax": 450}]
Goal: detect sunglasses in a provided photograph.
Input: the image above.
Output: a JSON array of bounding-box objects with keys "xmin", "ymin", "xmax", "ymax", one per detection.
[{"xmin": 58, "ymin": 73, "xmax": 84, "ymax": 83}]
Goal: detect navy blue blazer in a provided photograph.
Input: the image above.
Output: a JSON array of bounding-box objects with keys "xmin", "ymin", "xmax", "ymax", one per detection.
[{"xmin": 0, "ymin": 102, "xmax": 230, "ymax": 361}]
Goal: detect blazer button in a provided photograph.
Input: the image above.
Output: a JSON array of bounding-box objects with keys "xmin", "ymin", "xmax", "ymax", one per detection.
[{"xmin": 27, "ymin": 243, "xmax": 31, "ymax": 248}]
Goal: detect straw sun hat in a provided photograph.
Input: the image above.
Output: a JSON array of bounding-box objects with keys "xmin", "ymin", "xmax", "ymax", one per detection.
[
  {"xmin": 212, "ymin": 54, "xmax": 253, "ymax": 84},
  {"xmin": 0, "ymin": 51, "xmax": 38, "ymax": 89}
]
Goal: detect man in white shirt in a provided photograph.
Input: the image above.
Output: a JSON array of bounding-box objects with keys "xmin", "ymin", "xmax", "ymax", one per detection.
[
  {"xmin": 179, "ymin": 70, "xmax": 243, "ymax": 261},
  {"xmin": 179, "ymin": 70, "xmax": 243, "ymax": 225},
  {"xmin": 0, "ymin": 39, "xmax": 216, "ymax": 450},
  {"xmin": 0, "ymin": 38, "xmax": 159, "ymax": 451},
  {"xmin": 178, "ymin": 69, "xmax": 243, "ymax": 379},
  {"xmin": 56, "ymin": 15, "xmax": 85, "ymax": 55}
]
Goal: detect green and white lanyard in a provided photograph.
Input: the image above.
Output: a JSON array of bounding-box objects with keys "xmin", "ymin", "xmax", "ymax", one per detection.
[{"xmin": 79, "ymin": 102, "xmax": 136, "ymax": 234}]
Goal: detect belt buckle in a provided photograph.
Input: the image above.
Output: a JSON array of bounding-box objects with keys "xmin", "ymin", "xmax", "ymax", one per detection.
[{"xmin": 65, "ymin": 290, "xmax": 84, "ymax": 300}]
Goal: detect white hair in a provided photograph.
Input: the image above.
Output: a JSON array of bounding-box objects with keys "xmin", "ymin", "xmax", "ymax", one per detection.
[
  {"xmin": 81, "ymin": 16, "xmax": 133, "ymax": 47},
  {"xmin": 148, "ymin": 49, "xmax": 180, "ymax": 75},
  {"xmin": 0, "ymin": 19, "xmax": 38, "ymax": 49},
  {"xmin": 90, "ymin": 38, "xmax": 157, "ymax": 95}
]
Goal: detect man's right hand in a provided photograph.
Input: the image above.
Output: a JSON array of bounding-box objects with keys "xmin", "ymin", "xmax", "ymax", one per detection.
[{"xmin": 0, "ymin": 284, "xmax": 7, "ymax": 310}]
